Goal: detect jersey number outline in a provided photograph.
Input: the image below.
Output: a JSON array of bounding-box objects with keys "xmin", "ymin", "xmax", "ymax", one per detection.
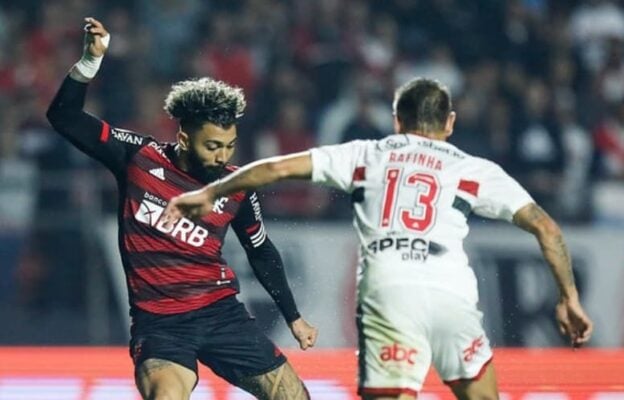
[{"xmin": 380, "ymin": 168, "xmax": 440, "ymax": 233}]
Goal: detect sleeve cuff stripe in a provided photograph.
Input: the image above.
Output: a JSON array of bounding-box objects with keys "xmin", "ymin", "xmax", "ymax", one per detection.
[
  {"xmin": 251, "ymin": 231, "xmax": 267, "ymax": 247},
  {"xmin": 250, "ymin": 223, "xmax": 265, "ymax": 240},
  {"xmin": 245, "ymin": 222, "xmax": 261, "ymax": 234}
]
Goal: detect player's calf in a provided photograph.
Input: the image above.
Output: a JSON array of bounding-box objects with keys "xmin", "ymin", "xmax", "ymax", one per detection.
[{"xmin": 236, "ymin": 362, "xmax": 310, "ymax": 400}]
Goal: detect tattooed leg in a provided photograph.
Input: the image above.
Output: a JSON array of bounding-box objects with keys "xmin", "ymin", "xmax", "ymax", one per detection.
[
  {"xmin": 135, "ymin": 358, "xmax": 197, "ymax": 400},
  {"xmin": 236, "ymin": 362, "xmax": 309, "ymax": 400}
]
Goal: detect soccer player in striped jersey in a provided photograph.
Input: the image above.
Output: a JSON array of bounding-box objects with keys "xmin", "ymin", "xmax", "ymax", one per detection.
[
  {"xmin": 164, "ymin": 78, "xmax": 594, "ymax": 399},
  {"xmin": 46, "ymin": 18, "xmax": 316, "ymax": 400}
]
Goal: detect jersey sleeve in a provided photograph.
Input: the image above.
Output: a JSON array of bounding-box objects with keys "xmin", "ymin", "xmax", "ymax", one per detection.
[
  {"xmin": 231, "ymin": 191, "xmax": 301, "ymax": 323},
  {"xmin": 231, "ymin": 191, "xmax": 267, "ymax": 250},
  {"xmin": 46, "ymin": 76, "xmax": 147, "ymax": 177},
  {"xmin": 472, "ymin": 160, "xmax": 535, "ymax": 221},
  {"xmin": 309, "ymin": 141, "xmax": 366, "ymax": 192}
]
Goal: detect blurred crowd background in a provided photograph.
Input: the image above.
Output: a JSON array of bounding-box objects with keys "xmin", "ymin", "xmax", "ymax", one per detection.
[{"xmin": 1, "ymin": 0, "xmax": 624, "ymax": 344}]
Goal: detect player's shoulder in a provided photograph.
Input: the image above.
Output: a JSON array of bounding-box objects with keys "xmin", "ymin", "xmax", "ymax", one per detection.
[
  {"xmin": 138, "ymin": 137, "xmax": 170, "ymax": 155},
  {"xmin": 109, "ymin": 126, "xmax": 172, "ymax": 164},
  {"xmin": 462, "ymin": 153, "xmax": 510, "ymax": 180},
  {"xmin": 315, "ymin": 139, "xmax": 373, "ymax": 153},
  {"xmin": 109, "ymin": 126, "xmax": 156, "ymax": 147},
  {"xmin": 470, "ymin": 154, "xmax": 503, "ymax": 169},
  {"xmin": 445, "ymin": 141, "xmax": 494, "ymax": 167},
  {"xmin": 131, "ymin": 136, "xmax": 177, "ymax": 166}
]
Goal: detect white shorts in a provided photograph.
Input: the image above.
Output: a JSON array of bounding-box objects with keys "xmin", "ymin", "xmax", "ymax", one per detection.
[{"xmin": 357, "ymin": 284, "xmax": 493, "ymax": 396}]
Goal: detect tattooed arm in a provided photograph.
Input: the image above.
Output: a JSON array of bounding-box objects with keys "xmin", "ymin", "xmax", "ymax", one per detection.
[
  {"xmin": 513, "ymin": 203, "xmax": 593, "ymax": 346},
  {"xmin": 513, "ymin": 203, "xmax": 576, "ymax": 298}
]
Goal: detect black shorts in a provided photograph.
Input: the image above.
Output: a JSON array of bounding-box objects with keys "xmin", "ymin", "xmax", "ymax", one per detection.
[{"xmin": 129, "ymin": 295, "xmax": 287, "ymax": 384}]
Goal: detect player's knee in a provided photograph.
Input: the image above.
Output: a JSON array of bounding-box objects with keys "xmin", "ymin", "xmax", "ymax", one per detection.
[
  {"xmin": 272, "ymin": 380, "xmax": 310, "ymax": 400},
  {"xmin": 240, "ymin": 363, "xmax": 309, "ymax": 400},
  {"xmin": 139, "ymin": 379, "xmax": 190, "ymax": 400},
  {"xmin": 296, "ymin": 380, "xmax": 311, "ymax": 400},
  {"xmin": 271, "ymin": 370, "xmax": 309, "ymax": 400}
]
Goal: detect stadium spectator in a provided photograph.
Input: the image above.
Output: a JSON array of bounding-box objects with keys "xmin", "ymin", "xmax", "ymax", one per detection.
[
  {"xmin": 255, "ymin": 99, "xmax": 328, "ymax": 217},
  {"xmin": 569, "ymin": 0, "xmax": 624, "ymax": 72},
  {"xmin": 509, "ymin": 79, "xmax": 564, "ymax": 213},
  {"xmin": 593, "ymin": 101, "xmax": 624, "ymax": 179}
]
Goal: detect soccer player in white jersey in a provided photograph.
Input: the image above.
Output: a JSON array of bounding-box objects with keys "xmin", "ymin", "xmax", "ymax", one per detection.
[{"xmin": 163, "ymin": 78, "xmax": 593, "ymax": 400}]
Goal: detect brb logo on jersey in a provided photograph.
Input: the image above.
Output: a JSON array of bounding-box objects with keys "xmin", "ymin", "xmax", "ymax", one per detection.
[{"xmin": 135, "ymin": 192, "xmax": 208, "ymax": 247}]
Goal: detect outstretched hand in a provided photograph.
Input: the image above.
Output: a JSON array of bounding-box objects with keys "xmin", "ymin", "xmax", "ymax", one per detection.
[
  {"xmin": 289, "ymin": 318, "xmax": 318, "ymax": 350},
  {"xmin": 556, "ymin": 297, "xmax": 593, "ymax": 348},
  {"xmin": 83, "ymin": 17, "xmax": 109, "ymax": 57},
  {"xmin": 163, "ymin": 187, "xmax": 216, "ymax": 229}
]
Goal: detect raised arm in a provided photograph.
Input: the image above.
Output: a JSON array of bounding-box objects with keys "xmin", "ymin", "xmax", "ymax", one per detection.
[
  {"xmin": 47, "ymin": 17, "xmax": 110, "ymax": 132},
  {"xmin": 513, "ymin": 203, "xmax": 593, "ymax": 346},
  {"xmin": 163, "ymin": 152, "xmax": 312, "ymax": 223},
  {"xmin": 46, "ymin": 18, "xmax": 144, "ymax": 175}
]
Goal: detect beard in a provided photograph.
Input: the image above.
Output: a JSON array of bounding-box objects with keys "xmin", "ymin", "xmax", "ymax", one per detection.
[{"xmin": 187, "ymin": 149, "xmax": 225, "ymax": 183}]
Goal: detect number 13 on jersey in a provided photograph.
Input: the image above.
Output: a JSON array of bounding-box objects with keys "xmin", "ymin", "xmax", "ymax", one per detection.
[{"xmin": 380, "ymin": 168, "xmax": 440, "ymax": 233}]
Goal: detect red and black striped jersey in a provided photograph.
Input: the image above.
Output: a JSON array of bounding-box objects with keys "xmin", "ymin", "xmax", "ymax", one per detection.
[
  {"xmin": 119, "ymin": 138, "xmax": 267, "ymax": 314},
  {"xmin": 47, "ymin": 77, "xmax": 299, "ymax": 319}
]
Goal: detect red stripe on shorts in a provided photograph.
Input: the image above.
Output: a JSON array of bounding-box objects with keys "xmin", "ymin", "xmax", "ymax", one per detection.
[{"xmin": 444, "ymin": 356, "xmax": 493, "ymax": 386}]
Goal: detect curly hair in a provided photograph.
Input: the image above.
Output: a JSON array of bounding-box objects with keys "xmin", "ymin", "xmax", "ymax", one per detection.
[{"xmin": 164, "ymin": 77, "xmax": 246, "ymax": 132}]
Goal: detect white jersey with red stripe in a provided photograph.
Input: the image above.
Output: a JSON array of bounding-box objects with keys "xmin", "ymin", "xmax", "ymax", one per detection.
[{"xmin": 310, "ymin": 134, "xmax": 534, "ymax": 303}]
